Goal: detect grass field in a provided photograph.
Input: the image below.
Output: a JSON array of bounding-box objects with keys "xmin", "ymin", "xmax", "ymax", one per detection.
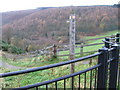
[{"xmin": 1, "ymin": 30, "xmax": 119, "ymax": 88}]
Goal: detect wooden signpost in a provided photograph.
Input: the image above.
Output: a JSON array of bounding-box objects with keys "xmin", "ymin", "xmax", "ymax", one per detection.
[{"xmin": 69, "ymin": 13, "xmax": 76, "ymax": 88}]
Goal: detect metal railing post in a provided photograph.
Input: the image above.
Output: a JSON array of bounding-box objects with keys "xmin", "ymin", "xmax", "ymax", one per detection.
[
  {"xmin": 105, "ymin": 38, "xmax": 111, "ymax": 60},
  {"xmin": 116, "ymin": 33, "xmax": 120, "ymax": 43},
  {"xmin": 105, "ymin": 37, "xmax": 110, "ymax": 48},
  {"xmin": 109, "ymin": 43, "xmax": 119, "ymax": 89},
  {"xmin": 97, "ymin": 47, "xmax": 109, "ymax": 89},
  {"xmin": 116, "ymin": 33, "xmax": 120, "ymax": 89}
]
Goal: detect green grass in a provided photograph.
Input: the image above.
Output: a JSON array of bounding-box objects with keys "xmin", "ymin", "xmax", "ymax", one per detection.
[
  {"xmin": 1, "ymin": 57, "xmax": 98, "ymax": 88},
  {"xmin": 1, "ymin": 30, "xmax": 119, "ymax": 88},
  {"xmin": 84, "ymin": 30, "xmax": 119, "ymax": 40},
  {"xmin": 1, "ymin": 55, "xmax": 69, "ymax": 68}
]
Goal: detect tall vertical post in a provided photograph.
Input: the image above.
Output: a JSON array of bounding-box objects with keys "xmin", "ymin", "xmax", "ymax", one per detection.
[
  {"xmin": 109, "ymin": 44, "xmax": 119, "ymax": 89},
  {"xmin": 105, "ymin": 37, "xmax": 110, "ymax": 48},
  {"xmin": 116, "ymin": 33, "xmax": 120, "ymax": 43},
  {"xmin": 116, "ymin": 33, "xmax": 119, "ymax": 88},
  {"xmin": 69, "ymin": 14, "xmax": 76, "ymax": 58},
  {"xmin": 97, "ymin": 47, "xmax": 109, "ymax": 88},
  {"xmin": 69, "ymin": 13, "xmax": 76, "ymax": 88}
]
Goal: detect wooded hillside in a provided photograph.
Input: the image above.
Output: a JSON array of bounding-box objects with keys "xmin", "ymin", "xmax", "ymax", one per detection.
[{"xmin": 2, "ymin": 5, "xmax": 118, "ymax": 51}]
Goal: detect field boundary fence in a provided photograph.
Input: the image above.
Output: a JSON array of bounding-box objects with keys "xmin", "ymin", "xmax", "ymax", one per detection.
[{"xmin": 18, "ymin": 35, "xmax": 116, "ymax": 59}]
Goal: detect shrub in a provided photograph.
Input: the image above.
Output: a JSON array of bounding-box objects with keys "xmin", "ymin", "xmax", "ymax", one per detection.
[{"xmin": 0, "ymin": 40, "xmax": 25, "ymax": 54}]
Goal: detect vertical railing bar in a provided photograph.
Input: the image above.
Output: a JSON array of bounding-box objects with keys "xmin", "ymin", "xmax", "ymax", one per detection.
[
  {"xmin": 90, "ymin": 70, "xmax": 92, "ymax": 89},
  {"xmin": 92, "ymin": 69, "xmax": 95, "ymax": 89},
  {"xmin": 64, "ymin": 79, "xmax": 66, "ymax": 90},
  {"xmin": 107, "ymin": 65, "xmax": 110, "ymax": 88},
  {"xmin": 94, "ymin": 68, "xmax": 97, "ymax": 89},
  {"xmin": 78, "ymin": 74, "xmax": 80, "ymax": 90},
  {"xmin": 55, "ymin": 81, "xmax": 57, "ymax": 90},
  {"xmin": 46, "ymin": 84, "xmax": 48, "ymax": 90},
  {"xmin": 84, "ymin": 72, "xmax": 86, "ymax": 90},
  {"xmin": 36, "ymin": 86, "xmax": 38, "ymax": 90},
  {"xmin": 72, "ymin": 76, "xmax": 74, "ymax": 90},
  {"xmin": 118, "ymin": 68, "xmax": 120, "ymax": 89}
]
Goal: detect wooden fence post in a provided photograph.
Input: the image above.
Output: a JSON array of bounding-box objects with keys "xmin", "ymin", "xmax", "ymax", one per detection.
[
  {"xmin": 53, "ymin": 44, "xmax": 57, "ymax": 58},
  {"xmin": 80, "ymin": 42, "xmax": 84, "ymax": 56}
]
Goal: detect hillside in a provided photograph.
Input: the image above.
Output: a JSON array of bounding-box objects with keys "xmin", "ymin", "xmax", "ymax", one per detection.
[
  {"xmin": 2, "ymin": 9, "xmax": 38, "ymax": 25},
  {"xmin": 2, "ymin": 7, "xmax": 53, "ymax": 25},
  {"xmin": 2, "ymin": 5, "xmax": 119, "ymax": 51}
]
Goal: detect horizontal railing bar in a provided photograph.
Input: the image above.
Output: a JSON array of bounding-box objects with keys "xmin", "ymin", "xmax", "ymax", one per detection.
[
  {"xmin": 12, "ymin": 64, "xmax": 101, "ymax": 90},
  {"xmin": 107, "ymin": 57, "xmax": 114, "ymax": 63},
  {"xmin": 0, "ymin": 52, "xmax": 101, "ymax": 78},
  {"xmin": 109, "ymin": 37, "xmax": 120, "ymax": 40},
  {"xmin": 108, "ymin": 47, "xmax": 115, "ymax": 52},
  {"xmin": 102, "ymin": 40, "xmax": 113, "ymax": 44}
]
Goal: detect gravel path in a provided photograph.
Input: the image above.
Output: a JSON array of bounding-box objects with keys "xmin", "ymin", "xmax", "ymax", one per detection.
[{"xmin": 0, "ymin": 60, "xmax": 25, "ymax": 69}]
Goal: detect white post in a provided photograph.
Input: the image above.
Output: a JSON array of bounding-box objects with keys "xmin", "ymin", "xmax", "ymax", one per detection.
[
  {"xmin": 69, "ymin": 14, "xmax": 75, "ymax": 59},
  {"xmin": 69, "ymin": 14, "xmax": 76, "ymax": 88}
]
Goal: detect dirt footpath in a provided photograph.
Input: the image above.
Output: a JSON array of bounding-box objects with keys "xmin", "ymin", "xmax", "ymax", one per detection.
[{"xmin": 0, "ymin": 60, "xmax": 25, "ymax": 69}]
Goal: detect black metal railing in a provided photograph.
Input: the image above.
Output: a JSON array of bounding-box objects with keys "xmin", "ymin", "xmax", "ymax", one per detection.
[{"xmin": 0, "ymin": 33, "xmax": 120, "ymax": 89}]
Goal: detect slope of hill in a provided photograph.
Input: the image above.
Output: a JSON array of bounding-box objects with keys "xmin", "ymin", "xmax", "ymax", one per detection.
[
  {"xmin": 2, "ymin": 9, "xmax": 39, "ymax": 25},
  {"xmin": 2, "ymin": 7, "xmax": 55, "ymax": 25},
  {"xmin": 2, "ymin": 5, "xmax": 119, "ymax": 51}
]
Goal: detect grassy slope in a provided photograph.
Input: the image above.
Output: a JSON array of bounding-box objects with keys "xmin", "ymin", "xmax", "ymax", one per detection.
[
  {"xmin": 1, "ymin": 30, "xmax": 119, "ymax": 88},
  {"xmin": 1, "ymin": 30, "xmax": 118, "ymax": 68}
]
